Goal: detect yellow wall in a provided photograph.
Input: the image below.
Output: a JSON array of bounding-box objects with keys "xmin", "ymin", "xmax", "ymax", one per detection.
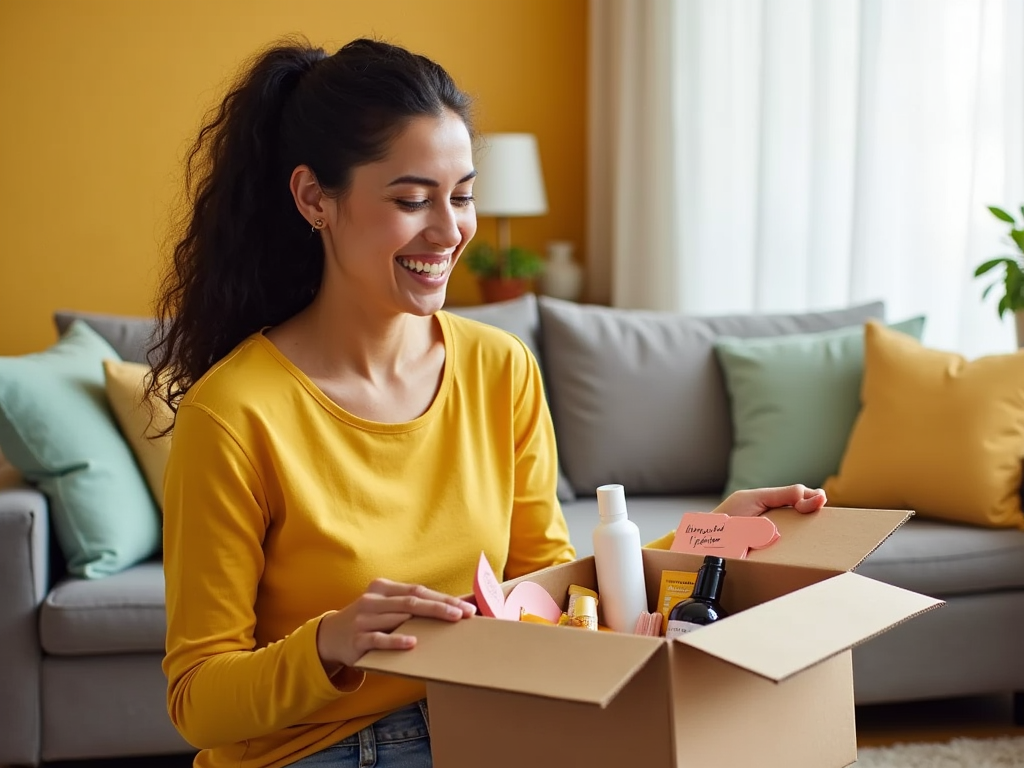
[{"xmin": 0, "ymin": 0, "xmax": 587, "ymax": 355}]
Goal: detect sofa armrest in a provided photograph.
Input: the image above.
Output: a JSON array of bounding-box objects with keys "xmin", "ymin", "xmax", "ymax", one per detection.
[{"xmin": 0, "ymin": 485, "xmax": 50, "ymax": 765}]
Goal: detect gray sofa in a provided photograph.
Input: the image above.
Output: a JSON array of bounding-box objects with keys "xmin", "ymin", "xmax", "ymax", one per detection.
[{"xmin": 2, "ymin": 294, "xmax": 1024, "ymax": 765}]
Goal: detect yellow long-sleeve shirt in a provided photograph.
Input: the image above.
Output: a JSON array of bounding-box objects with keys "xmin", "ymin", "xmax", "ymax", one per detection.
[{"xmin": 162, "ymin": 311, "xmax": 575, "ymax": 768}]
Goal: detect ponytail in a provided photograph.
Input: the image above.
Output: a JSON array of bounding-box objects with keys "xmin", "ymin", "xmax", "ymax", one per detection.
[{"xmin": 148, "ymin": 39, "xmax": 325, "ymax": 419}]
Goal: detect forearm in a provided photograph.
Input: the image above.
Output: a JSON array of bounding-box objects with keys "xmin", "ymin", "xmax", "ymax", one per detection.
[{"xmin": 165, "ymin": 613, "xmax": 362, "ymax": 749}]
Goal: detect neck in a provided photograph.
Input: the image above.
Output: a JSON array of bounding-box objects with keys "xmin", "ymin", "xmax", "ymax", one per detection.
[{"xmin": 292, "ymin": 290, "xmax": 435, "ymax": 384}]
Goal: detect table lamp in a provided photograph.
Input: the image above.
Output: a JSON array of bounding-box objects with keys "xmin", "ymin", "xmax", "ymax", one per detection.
[{"xmin": 471, "ymin": 133, "xmax": 548, "ymax": 278}]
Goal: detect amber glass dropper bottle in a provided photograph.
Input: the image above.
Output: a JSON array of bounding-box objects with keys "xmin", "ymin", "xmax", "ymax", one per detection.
[{"xmin": 665, "ymin": 555, "xmax": 729, "ymax": 639}]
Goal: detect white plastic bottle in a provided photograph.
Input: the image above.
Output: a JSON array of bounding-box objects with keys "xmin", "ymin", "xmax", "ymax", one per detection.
[{"xmin": 592, "ymin": 484, "xmax": 648, "ymax": 633}]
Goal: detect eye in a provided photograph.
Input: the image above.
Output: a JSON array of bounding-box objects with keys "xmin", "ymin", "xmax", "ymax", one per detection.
[
  {"xmin": 395, "ymin": 199, "xmax": 429, "ymax": 211},
  {"xmin": 451, "ymin": 195, "xmax": 475, "ymax": 208}
]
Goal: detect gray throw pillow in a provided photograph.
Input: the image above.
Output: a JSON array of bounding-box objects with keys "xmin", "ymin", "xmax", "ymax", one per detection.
[
  {"xmin": 537, "ymin": 297, "xmax": 886, "ymax": 497},
  {"xmin": 54, "ymin": 310, "xmax": 159, "ymax": 365},
  {"xmin": 446, "ymin": 294, "xmax": 575, "ymax": 502}
]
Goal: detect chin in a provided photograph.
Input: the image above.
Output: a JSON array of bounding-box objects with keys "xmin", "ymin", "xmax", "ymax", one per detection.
[{"xmin": 402, "ymin": 289, "xmax": 448, "ymax": 317}]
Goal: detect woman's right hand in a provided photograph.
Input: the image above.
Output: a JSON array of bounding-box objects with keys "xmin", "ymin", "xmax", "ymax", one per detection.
[{"xmin": 316, "ymin": 578, "xmax": 477, "ymax": 672}]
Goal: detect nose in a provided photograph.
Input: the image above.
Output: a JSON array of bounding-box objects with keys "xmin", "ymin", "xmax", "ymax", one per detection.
[{"xmin": 425, "ymin": 202, "xmax": 470, "ymax": 248}]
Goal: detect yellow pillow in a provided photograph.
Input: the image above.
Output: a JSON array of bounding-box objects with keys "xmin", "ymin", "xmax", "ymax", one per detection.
[
  {"xmin": 0, "ymin": 446, "xmax": 22, "ymax": 490},
  {"xmin": 103, "ymin": 360, "xmax": 174, "ymax": 509},
  {"xmin": 823, "ymin": 321, "xmax": 1024, "ymax": 529}
]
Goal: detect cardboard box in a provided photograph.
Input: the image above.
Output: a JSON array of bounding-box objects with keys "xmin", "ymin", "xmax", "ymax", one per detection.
[{"xmin": 358, "ymin": 507, "xmax": 943, "ymax": 768}]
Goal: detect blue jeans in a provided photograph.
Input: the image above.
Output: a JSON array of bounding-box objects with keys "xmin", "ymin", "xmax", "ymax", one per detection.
[{"xmin": 289, "ymin": 700, "xmax": 432, "ymax": 767}]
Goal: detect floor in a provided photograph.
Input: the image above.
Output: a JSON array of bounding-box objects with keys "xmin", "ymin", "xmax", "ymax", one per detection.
[{"xmin": 27, "ymin": 693, "xmax": 1024, "ymax": 766}]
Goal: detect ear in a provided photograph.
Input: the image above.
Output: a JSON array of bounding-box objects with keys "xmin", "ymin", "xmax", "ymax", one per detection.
[{"xmin": 289, "ymin": 165, "xmax": 326, "ymax": 227}]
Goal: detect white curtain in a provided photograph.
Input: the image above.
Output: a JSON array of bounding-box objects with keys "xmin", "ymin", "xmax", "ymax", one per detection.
[{"xmin": 588, "ymin": 0, "xmax": 1024, "ymax": 357}]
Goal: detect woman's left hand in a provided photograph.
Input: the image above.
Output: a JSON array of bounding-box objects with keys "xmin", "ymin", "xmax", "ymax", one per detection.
[{"xmin": 713, "ymin": 484, "xmax": 827, "ymax": 517}]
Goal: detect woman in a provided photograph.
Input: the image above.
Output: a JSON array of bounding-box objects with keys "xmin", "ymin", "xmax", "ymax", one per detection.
[{"xmin": 151, "ymin": 36, "xmax": 826, "ymax": 768}]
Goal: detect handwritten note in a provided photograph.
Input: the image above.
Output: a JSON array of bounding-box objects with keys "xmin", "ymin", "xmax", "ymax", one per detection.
[{"xmin": 669, "ymin": 513, "xmax": 780, "ymax": 559}]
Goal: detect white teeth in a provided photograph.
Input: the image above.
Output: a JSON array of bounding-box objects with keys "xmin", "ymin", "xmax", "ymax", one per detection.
[{"xmin": 399, "ymin": 257, "xmax": 449, "ymax": 276}]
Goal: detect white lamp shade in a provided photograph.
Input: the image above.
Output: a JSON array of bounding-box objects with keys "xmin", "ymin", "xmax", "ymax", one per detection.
[{"xmin": 472, "ymin": 133, "xmax": 548, "ymax": 217}]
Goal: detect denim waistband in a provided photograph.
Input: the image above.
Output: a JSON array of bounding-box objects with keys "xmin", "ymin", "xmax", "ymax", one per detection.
[
  {"xmin": 331, "ymin": 700, "xmax": 430, "ymax": 749},
  {"xmin": 290, "ymin": 700, "xmax": 431, "ymax": 766}
]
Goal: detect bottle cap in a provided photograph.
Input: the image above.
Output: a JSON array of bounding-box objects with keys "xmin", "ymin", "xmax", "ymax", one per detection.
[
  {"xmin": 569, "ymin": 594, "xmax": 598, "ymax": 630},
  {"xmin": 571, "ymin": 594, "xmax": 598, "ymax": 618},
  {"xmin": 596, "ymin": 484, "xmax": 628, "ymax": 521}
]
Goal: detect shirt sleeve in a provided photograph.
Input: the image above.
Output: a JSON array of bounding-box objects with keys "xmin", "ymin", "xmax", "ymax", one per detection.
[
  {"xmin": 504, "ymin": 339, "xmax": 577, "ymax": 579},
  {"xmin": 161, "ymin": 402, "xmax": 363, "ymax": 750}
]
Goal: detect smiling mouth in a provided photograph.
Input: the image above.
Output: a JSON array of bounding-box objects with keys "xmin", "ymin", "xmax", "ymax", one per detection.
[{"xmin": 397, "ymin": 257, "xmax": 450, "ymax": 278}]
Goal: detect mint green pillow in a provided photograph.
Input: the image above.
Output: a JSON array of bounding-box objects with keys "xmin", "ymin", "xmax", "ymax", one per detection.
[
  {"xmin": 0, "ymin": 320, "xmax": 161, "ymax": 577},
  {"xmin": 714, "ymin": 317, "xmax": 926, "ymax": 496}
]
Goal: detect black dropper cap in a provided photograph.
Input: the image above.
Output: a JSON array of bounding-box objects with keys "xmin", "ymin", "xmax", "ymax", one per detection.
[{"xmin": 693, "ymin": 555, "xmax": 727, "ymax": 600}]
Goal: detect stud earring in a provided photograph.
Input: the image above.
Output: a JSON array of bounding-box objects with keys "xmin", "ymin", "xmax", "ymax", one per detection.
[{"xmin": 311, "ymin": 218, "xmax": 325, "ymax": 233}]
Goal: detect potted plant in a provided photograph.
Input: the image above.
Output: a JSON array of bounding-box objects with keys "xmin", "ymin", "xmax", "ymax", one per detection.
[
  {"xmin": 974, "ymin": 205, "xmax": 1024, "ymax": 347},
  {"xmin": 464, "ymin": 242, "xmax": 545, "ymax": 303}
]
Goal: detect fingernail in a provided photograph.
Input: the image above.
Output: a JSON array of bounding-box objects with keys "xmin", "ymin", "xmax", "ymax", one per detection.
[{"xmin": 446, "ymin": 605, "xmax": 462, "ymax": 617}]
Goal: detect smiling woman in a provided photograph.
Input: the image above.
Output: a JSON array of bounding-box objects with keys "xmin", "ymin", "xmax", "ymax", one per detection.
[{"xmin": 145, "ymin": 36, "xmax": 577, "ymax": 768}]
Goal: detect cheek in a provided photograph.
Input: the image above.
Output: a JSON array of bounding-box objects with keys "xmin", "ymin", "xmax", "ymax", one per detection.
[{"xmin": 460, "ymin": 214, "xmax": 478, "ymax": 243}]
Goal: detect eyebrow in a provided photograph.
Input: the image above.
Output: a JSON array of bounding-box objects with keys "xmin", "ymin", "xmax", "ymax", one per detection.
[{"xmin": 386, "ymin": 170, "xmax": 478, "ymax": 187}]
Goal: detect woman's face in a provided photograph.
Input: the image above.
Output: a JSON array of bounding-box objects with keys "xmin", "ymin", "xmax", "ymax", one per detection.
[{"xmin": 324, "ymin": 110, "xmax": 477, "ymax": 317}]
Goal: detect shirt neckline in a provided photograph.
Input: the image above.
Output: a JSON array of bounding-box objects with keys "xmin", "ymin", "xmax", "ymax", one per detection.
[{"xmin": 254, "ymin": 312, "xmax": 455, "ymax": 434}]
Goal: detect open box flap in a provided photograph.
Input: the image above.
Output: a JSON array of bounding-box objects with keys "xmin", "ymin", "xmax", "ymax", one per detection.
[
  {"xmin": 746, "ymin": 507, "xmax": 914, "ymax": 572},
  {"xmin": 356, "ymin": 615, "xmax": 663, "ymax": 706},
  {"xmin": 677, "ymin": 571, "xmax": 943, "ymax": 682}
]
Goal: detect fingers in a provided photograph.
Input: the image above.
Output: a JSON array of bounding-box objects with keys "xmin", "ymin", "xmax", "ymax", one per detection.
[
  {"xmin": 749, "ymin": 484, "xmax": 825, "ymax": 512},
  {"xmin": 367, "ymin": 579, "xmax": 476, "ymax": 617},
  {"xmin": 794, "ymin": 487, "xmax": 827, "ymax": 514},
  {"xmin": 356, "ymin": 595, "xmax": 469, "ymax": 627}
]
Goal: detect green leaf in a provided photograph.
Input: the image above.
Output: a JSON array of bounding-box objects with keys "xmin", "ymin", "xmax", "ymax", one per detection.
[
  {"xmin": 997, "ymin": 294, "xmax": 1010, "ymax": 319},
  {"xmin": 974, "ymin": 257, "xmax": 1010, "ymax": 277},
  {"xmin": 1012, "ymin": 228, "xmax": 1024, "ymax": 253},
  {"xmin": 982, "ymin": 281, "xmax": 998, "ymax": 300},
  {"xmin": 990, "ymin": 206, "xmax": 1015, "ymax": 223}
]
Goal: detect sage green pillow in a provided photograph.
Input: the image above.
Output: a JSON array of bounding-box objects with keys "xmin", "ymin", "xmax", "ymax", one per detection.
[
  {"xmin": 714, "ymin": 317, "xmax": 926, "ymax": 496},
  {"xmin": 0, "ymin": 320, "xmax": 161, "ymax": 577}
]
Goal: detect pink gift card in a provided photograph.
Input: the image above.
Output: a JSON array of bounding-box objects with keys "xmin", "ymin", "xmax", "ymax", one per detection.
[
  {"xmin": 473, "ymin": 552, "xmax": 563, "ymax": 623},
  {"xmin": 669, "ymin": 512, "xmax": 780, "ymax": 559}
]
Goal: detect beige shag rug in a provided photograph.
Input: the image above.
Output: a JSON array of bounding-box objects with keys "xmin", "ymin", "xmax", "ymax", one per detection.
[{"xmin": 856, "ymin": 736, "xmax": 1024, "ymax": 766}]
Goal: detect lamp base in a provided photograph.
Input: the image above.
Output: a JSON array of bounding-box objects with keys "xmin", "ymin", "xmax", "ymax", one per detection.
[{"xmin": 478, "ymin": 277, "xmax": 533, "ymax": 304}]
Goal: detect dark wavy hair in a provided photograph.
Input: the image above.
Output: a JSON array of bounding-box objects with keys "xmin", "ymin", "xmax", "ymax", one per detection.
[{"xmin": 146, "ymin": 36, "xmax": 473, "ymax": 421}]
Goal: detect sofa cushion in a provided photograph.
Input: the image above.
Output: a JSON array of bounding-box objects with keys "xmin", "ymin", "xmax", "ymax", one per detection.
[
  {"xmin": 856, "ymin": 518, "xmax": 1024, "ymax": 597},
  {"xmin": 103, "ymin": 360, "xmax": 174, "ymax": 509},
  {"xmin": 714, "ymin": 316, "xmax": 925, "ymax": 496},
  {"xmin": 54, "ymin": 310, "xmax": 159, "ymax": 366},
  {"xmin": 824, "ymin": 321, "xmax": 1024, "ymax": 529},
  {"xmin": 0, "ymin": 321, "xmax": 161, "ymax": 577},
  {"xmin": 538, "ymin": 297, "xmax": 886, "ymax": 496},
  {"xmin": 40, "ymin": 561, "xmax": 166, "ymax": 655},
  {"xmin": 447, "ymin": 294, "xmax": 575, "ymax": 502}
]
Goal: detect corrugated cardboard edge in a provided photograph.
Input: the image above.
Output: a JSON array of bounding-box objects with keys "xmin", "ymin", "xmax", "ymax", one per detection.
[
  {"xmin": 356, "ymin": 615, "xmax": 664, "ymax": 707},
  {"xmin": 677, "ymin": 571, "xmax": 944, "ymax": 682}
]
